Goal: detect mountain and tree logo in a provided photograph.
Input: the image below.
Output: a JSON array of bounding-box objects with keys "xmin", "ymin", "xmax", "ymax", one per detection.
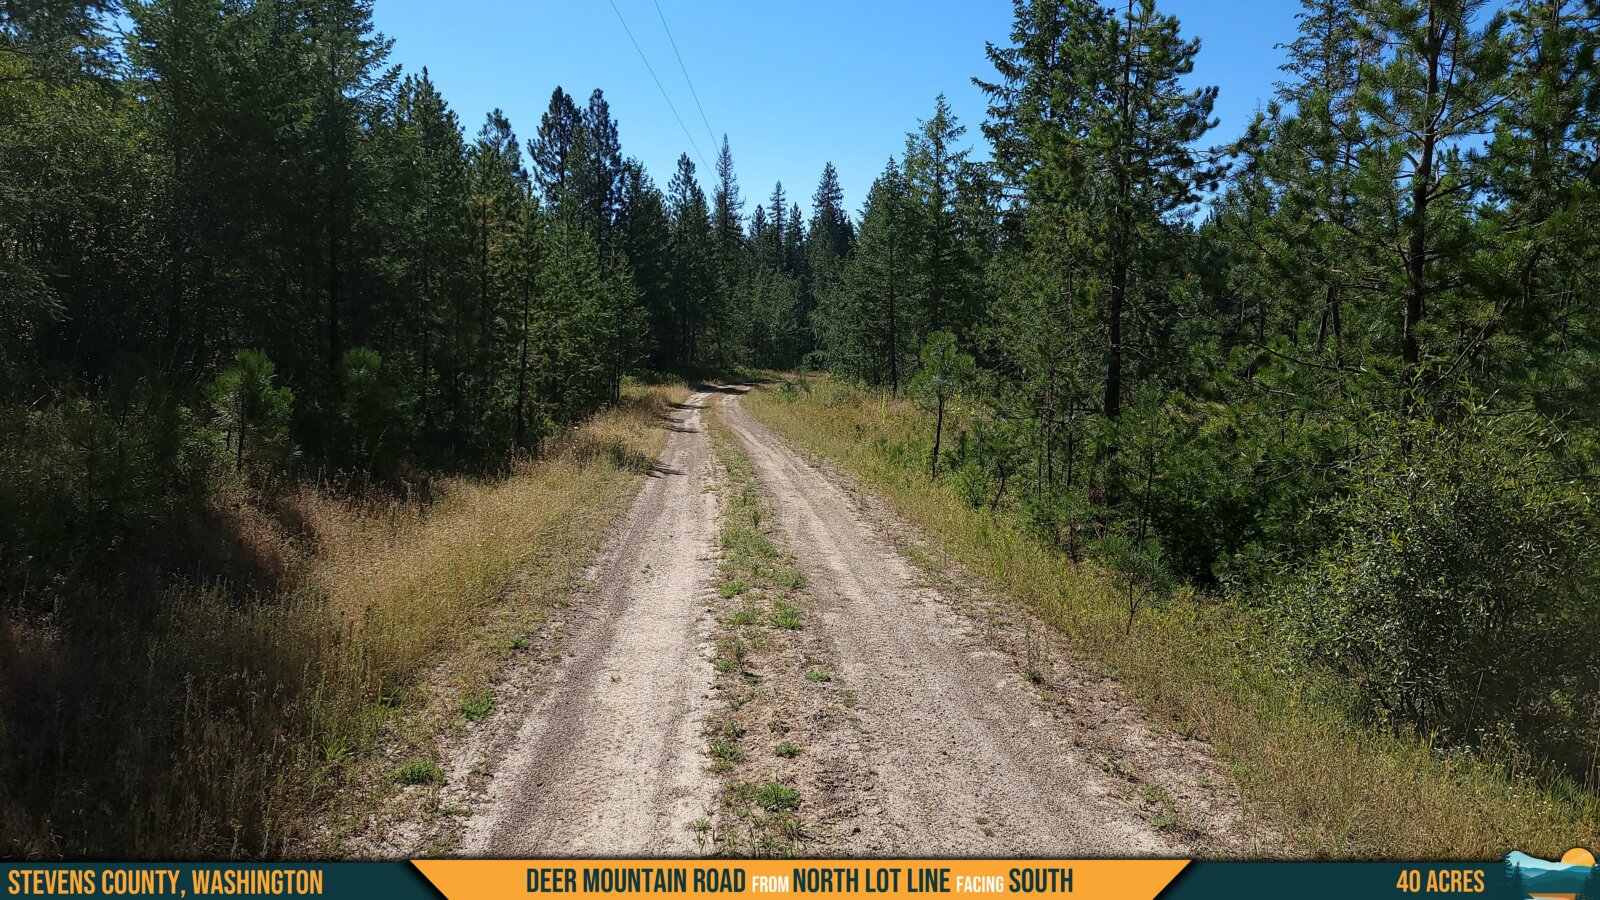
[{"xmin": 1502, "ymin": 848, "xmax": 1598, "ymax": 900}]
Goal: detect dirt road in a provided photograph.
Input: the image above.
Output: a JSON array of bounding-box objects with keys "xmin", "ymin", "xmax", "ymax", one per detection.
[
  {"xmin": 456, "ymin": 391, "xmax": 721, "ymax": 856},
  {"xmin": 377, "ymin": 383, "xmax": 1241, "ymax": 858}
]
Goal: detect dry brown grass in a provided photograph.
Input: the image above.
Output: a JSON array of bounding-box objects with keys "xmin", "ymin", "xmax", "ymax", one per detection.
[
  {"xmin": 746, "ymin": 375, "xmax": 1600, "ymax": 859},
  {"xmin": 2, "ymin": 379, "xmax": 687, "ymax": 859}
]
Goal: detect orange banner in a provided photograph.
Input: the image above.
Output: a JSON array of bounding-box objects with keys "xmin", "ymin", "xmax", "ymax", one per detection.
[{"xmin": 413, "ymin": 860, "xmax": 1189, "ymax": 900}]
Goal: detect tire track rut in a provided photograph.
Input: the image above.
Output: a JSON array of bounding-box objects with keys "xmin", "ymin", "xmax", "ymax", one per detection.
[{"xmin": 458, "ymin": 391, "xmax": 721, "ymax": 856}]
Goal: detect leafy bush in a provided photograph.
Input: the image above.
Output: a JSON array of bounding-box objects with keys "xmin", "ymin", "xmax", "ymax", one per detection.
[
  {"xmin": 1264, "ymin": 410, "xmax": 1599, "ymax": 774},
  {"xmin": 1123, "ymin": 393, "xmax": 1350, "ymax": 585}
]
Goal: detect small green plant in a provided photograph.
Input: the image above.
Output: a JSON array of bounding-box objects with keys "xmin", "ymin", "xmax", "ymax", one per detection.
[
  {"xmin": 461, "ymin": 690, "xmax": 495, "ymax": 722},
  {"xmin": 719, "ymin": 580, "xmax": 748, "ymax": 598},
  {"xmin": 753, "ymin": 781, "xmax": 800, "ymax": 812},
  {"xmin": 714, "ymin": 635, "xmax": 747, "ymax": 674},
  {"xmin": 507, "ymin": 636, "xmax": 530, "ymax": 651},
  {"xmin": 1142, "ymin": 785, "xmax": 1177, "ymax": 830},
  {"xmin": 722, "ymin": 604, "xmax": 761, "ymax": 627},
  {"xmin": 710, "ymin": 739, "xmax": 743, "ymax": 763},
  {"xmin": 397, "ymin": 759, "xmax": 444, "ymax": 786},
  {"xmin": 321, "ymin": 735, "xmax": 351, "ymax": 764},
  {"xmin": 1023, "ymin": 621, "xmax": 1048, "ymax": 685},
  {"xmin": 804, "ymin": 667, "xmax": 831, "ymax": 682},
  {"xmin": 769, "ymin": 601, "xmax": 803, "ymax": 630},
  {"xmin": 773, "ymin": 566, "xmax": 807, "ymax": 590},
  {"xmin": 775, "ymin": 741, "xmax": 801, "ymax": 759}
]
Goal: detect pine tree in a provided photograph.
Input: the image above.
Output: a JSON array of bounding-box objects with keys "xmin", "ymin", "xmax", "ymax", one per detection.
[
  {"xmin": 808, "ymin": 161, "xmax": 854, "ymax": 261},
  {"xmin": 300, "ymin": 0, "xmax": 397, "ymax": 385},
  {"xmin": 666, "ymin": 153, "xmax": 713, "ymax": 364},
  {"xmin": 712, "ymin": 135, "xmax": 746, "ymax": 246},
  {"xmin": 978, "ymin": 0, "xmax": 1221, "ymax": 419},
  {"xmin": 1355, "ymin": 0, "xmax": 1511, "ymax": 410},
  {"xmin": 581, "ymin": 88, "xmax": 623, "ymax": 253},
  {"xmin": 759, "ymin": 181, "xmax": 788, "ymax": 270},
  {"xmin": 904, "ymin": 94, "xmax": 976, "ymax": 341},
  {"xmin": 1476, "ymin": 0, "xmax": 1600, "ymax": 420},
  {"xmin": 530, "ymin": 86, "xmax": 580, "ymax": 199},
  {"xmin": 618, "ymin": 159, "xmax": 676, "ymax": 370},
  {"xmin": 710, "ymin": 135, "xmax": 748, "ymax": 356},
  {"xmin": 462, "ymin": 109, "xmax": 525, "ymax": 453},
  {"xmin": 823, "ymin": 156, "xmax": 914, "ymax": 392},
  {"xmin": 806, "ymin": 161, "xmax": 856, "ymax": 357},
  {"xmin": 377, "ymin": 69, "xmax": 468, "ymax": 456}
]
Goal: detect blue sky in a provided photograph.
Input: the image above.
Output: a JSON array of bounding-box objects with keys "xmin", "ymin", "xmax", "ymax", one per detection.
[{"xmin": 370, "ymin": 1, "xmax": 1305, "ymax": 217}]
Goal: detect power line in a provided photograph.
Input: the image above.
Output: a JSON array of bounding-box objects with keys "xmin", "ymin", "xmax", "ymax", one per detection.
[
  {"xmin": 606, "ymin": 0, "xmax": 710, "ymax": 172},
  {"xmin": 651, "ymin": 0, "xmax": 719, "ymax": 155}
]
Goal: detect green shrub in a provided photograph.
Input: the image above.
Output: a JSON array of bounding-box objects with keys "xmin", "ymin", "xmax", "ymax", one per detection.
[
  {"xmin": 769, "ymin": 601, "xmax": 803, "ymax": 630},
  {"xmin": 1265, "ymin": 410, "xmax": 1599, "ymax": 774}
]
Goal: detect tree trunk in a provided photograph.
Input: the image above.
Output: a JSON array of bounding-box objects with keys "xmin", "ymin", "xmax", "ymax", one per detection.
[
  {"xmin": 1105, "ymin": 257, "xmax": 1125, "ymax": 419},
  {"xmin": 1403, "ymin": 7, "xmax": 1442, "ymax": 414}
]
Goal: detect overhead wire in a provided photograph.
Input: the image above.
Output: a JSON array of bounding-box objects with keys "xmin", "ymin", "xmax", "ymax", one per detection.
[
  {"xmin": 651, "ymin": 0, "xmax": 720, "ymax": 155},
  {"xmin": 606, "ymin": 0, "xmax": 711, "ymax": 172}
]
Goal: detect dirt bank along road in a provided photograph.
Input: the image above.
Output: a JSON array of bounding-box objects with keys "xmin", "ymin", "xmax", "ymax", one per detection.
[{"xmin": 366, "ymin": 383, "xmax": 1249, "ymax": 857}]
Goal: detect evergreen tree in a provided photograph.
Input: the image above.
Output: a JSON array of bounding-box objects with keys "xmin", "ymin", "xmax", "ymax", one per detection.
[
  {"xmin": 1355, "ymin": 0, "xmax": 1512, "ymax": 410},
  {"xmin": 823, "ymin": 157, "xmax": 915, "ymax": 392},
  {"xmin": 666, "ymin": 153, "xmax": 713, "ymax": 364},
  {"xmin": 806, "ymin": 161, "xmax": 856, "ymax": 358},
  {"xmin": 904, "ymin": 94, "xmax": 977, "ymax": 341},
  {"xmin": 710, "ymin": 135, "xmax": 748, "ymax": 355},
  {"xmin": 978, "ymin": 0, "xmax": 1221, "ymax": 418},
  {"xmin": 618, "ymin": 159, "xmax": 676, "ymax": 370},
  {"xmin": 300, "ymin": 0, "xmax": 398, "ymax": 386},
  {"xmin": 808, "ymin": 161, "xmax": 854, "ymax": 260},
  {"xmin": 530, "ymin": 86, "xmax": 580, "ymax": 198},
  {"xmin": 376, "ymin": 69, "xmax": 468, "ymax": 456}
]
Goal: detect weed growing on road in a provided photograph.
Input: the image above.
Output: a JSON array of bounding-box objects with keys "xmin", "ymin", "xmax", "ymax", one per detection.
[
  {"xmin": 722, "ymin": 604, "xmax": 761, "ymax": 627},
  {"xmin": 713, "ymin": 635, "xmax": 747, "ymax": 674},
  {"xmin": 769, "ymin": 601, "xmax": 804, "ymax": 630},
  {"xmin": 753, "ymin": 782, "xmax": 800, "ymax": 812},
  {"xmin": 1142, "ymin": 785, "xmax": 1178, "ymax": 830},
  {"xmin": 701, "ymin": 405, "xmax": 838, "ymax": 858},
  {"xmin": 709, "ymin": 740, "xmax": 744, "ymax": 771}
]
